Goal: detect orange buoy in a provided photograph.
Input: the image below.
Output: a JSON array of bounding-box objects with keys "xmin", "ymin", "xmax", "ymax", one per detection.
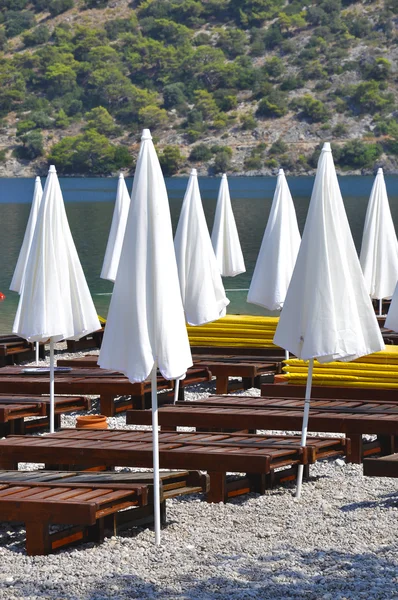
[{"xmin": 0, "ymin": 292, "xmax": 5, "ymax": 301}]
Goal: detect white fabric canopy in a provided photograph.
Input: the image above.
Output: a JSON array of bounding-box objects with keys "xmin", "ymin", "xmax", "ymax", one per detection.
[
  {"xmin": 100, "ymin": 173, "xmax": 131, "ymax": 283},
  {"xmin": 174, "ymin": 168, "xmax": 229, "ymax": 326},
  {"xmin": 359, "ymin": 167, "xmax": 398, "ymax": 300},
  {"xmin": 211, "ymin": 174, "xmax": 245, "ymax": 277},
  {"xmin": 385, "ymin": 283, "xmax": 398, "ymax": 331},
  {"xmin": 13, "ymin": 166, "xmax": 101, "ymax": 343},
  {"xmin": 274, "ymin": 143, "xmax": 384, "ymax": 363},
  {"xmin": 10, "ymin": 176, "xmax": 43, "ymax": 293},
  {"xmin": 247, "ymin": 169, "xmax": 301, "ymax": 310},
  {"xmin": 98, "ymin": 130, "xmax": 192, "ymax": 382}
]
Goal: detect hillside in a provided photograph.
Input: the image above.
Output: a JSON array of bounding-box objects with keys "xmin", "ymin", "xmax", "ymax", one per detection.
[{"xmin": 0, "ymin": 0, "xmax": 397, "ymax": 177}]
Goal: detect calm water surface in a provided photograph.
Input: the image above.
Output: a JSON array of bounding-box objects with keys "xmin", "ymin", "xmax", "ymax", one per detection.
[{"xmin": 1, "ymin": 175, "xmax": 398, "ymax": 334}]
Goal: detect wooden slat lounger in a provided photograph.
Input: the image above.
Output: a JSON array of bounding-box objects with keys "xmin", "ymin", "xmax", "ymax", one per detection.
[
  {"xmin": 260, "ymin": 383, "xmax": 398, "ymax": 402},
  {"xmin": 363, "ymin": 453, "xmax": 398, "ymax": 479},
  {"xmin": 57, "ymin": 354, "xmax": 280, "ymax": 394},
  {"xmin": 0, "ymin": 479, "xmax": 148, "ymax": 555},
  {"xmin": 0, "ymin": 335, "xmax": 45, "ymax": 367},
  {"xmin": 0, "ymin": 469, "xmax": 209, "ymax": 555},
  {"xmin": 0, "ymin": 395, "xmax": 91, "ymax": 434},
  {"xmin": 126, "ymin": 394, "xmax": 398, "ymax": 464},
  {"xmin": 0, "ymin": 429, "xmax": 348, "ymax": 503},
  {"xmin": 0, "ymin": 366, "xmax": 212, "ymax": 415}
]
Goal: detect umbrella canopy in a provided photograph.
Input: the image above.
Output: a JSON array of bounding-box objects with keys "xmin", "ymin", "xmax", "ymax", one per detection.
[
  {"xmin": 13, "ymin": 166, "xmax": 101, "ymax": 343},
  {"xmin": 174, "ymin": 168, "xmax": 229, "ymax": 326},
  {"xmin": 274, "ymin": 144, "xmax": 384, "ymax": 362},
  {"xmin": 384, "ymin": 280, "xmax": 398, "ymax": 331},
  {"xmin": 10, "ymin": 176, "xmax": 43, "ymax": 293},
  {"xmin": 247, "ymin": 169, "xmax": 301, "ymax": 311},
  {"xmin": 98, "ymin": 131, "xmax": 192, "ymax": 381},
  {"xmin": 359, "ymin": 167, "xmax": 398, "ymax": 301},
  {"xmin": 100, "ymin": 173, "xmax": 131, "ymax": 283},
  {"xmin": 273, "ymin": 143, "xmax": 384, "ymax": 498},
  {"xmin": 211, "ymin": 174, "xmax": 246, "ymax": 277}
]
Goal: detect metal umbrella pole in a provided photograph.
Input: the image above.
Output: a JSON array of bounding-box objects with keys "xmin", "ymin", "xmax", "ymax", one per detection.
[
  {"xmin": 49, "ymin": 338, "xmax": 55, "ymax": 434},
  {"xmin": 295, "ymin": 358, "xmax": 314, "ymax": 499},
  {"xmin": 151, "ymin": 363, "xmax": 161, "ymax": 545}
]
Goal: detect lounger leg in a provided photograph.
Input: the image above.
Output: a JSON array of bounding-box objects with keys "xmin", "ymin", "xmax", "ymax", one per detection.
[
  {"xmin": 207, "ymin": 471, "xmax": 226, "ymax": 503},
  {"xmin": 9, "ymin": 418, "xmax": 25, "ymax": 435},
  {"xmin": 347, "ymin": 433, "xmax": 363, "ymax": 464},
  {"xmin": 247, "ymin": 473, "xmax": 266, "ymax": 494},
  {"xmin": 99, "ymin": 395, "xmax": 115, "ymax": 417},
  {"xmin": 378, "ymin": 435, "xmax": 395, "ymax": 457},
  {"xmin": 242, "ymin": 376, "xmax": 254, "ymax": 390},
  {"xmin": 26, "ymin": 521, "xmax": 51, "ymax": 556},
  {"xmin": 216, "ymin": 376, "xmax": 228, "ymax": 395}
]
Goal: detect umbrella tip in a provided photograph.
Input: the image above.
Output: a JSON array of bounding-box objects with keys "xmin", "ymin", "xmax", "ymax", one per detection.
[
  {"xmin": 190, "ymin": 168, "xmax": 197, "ymax": 176},
  {"xmin": 141, "ymin": 129, "xmax": 152, "ymax": 140},
  {"xmin": 118, "ymin": 173, "xmax": 124, "ymax": 179},
  {"xmin": 48, "ymin": 165, "xmax": 56, "ymax": 173},
  {"xmin": 222, "ymin": 173, "xmax": 227, "ymax": 179},
  {"xmin": 377, "ymin": 167, "xmax": 383, "ymax": 175},
  {"xmin": 35, "ymin": 176, "xmax": 41, "ymax": 182},
  {"xmin": 278, "ymin": 168, "xmax": 284, "ymax": 175},
  {"xmin": 322, "ymin": 142, "xmax": 332, "ymax": 152}
]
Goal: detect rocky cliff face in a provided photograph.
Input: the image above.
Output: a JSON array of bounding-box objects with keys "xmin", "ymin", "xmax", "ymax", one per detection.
[{"xmin": 0, "ymin": 0, "xmax": 397, "ymax": 176}]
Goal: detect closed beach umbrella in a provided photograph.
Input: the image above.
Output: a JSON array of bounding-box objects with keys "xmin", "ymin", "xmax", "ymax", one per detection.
[
  {"xmin": 274, "ymin": 143, "xmax": 384, "ymax": 497},
  {"xmin": 247, "ymin": 168, "xmax": 301, "ymax": 311},
  {"xmin": 10, "ymin": 176, "xmax": 43, "ymax": 294},
  {"xmin": 98, "ymin": 129, "xmax": 192, "ymax": 545},
  {"xmin": 100, "ymin": 173, "xmax": 131, "ymax": 283},
  {"xmin": 211, "ymin": 173, "xmax": 246, "ymax": 277},
  {"xmin": 175, "ymin": 168, "xmax": 230, "ymax": 326},
  {"xmin": 10, "ymin": 176, "xmax": 43, "ymax": 363},
  {"xmin": 360, "ymin": 167, "xmax": 398, "ymax": 316},
  {"xmin": 13, "ymin": 165, "xmax": 101, "ymax": 432}
]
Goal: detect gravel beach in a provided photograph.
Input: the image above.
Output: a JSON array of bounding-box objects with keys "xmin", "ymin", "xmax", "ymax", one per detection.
[{"xmin": 0, "ymin": 347, "xmax": 397, "ymax": 600}]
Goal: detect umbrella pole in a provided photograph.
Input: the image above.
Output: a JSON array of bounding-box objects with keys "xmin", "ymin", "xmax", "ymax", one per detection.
[
  {"xmin": 379, "ymin": 298, "xmax": 383, "ymax": 317},
  {"xmin": 151, "ymin": 363, "xmax": 161, "ymax": 545},
  {"xmin": 49, "ymin": 338, "xmax": 55, "ymax": 434},
  {"xmin": 35, "ymin": 341, "xmax": 39, "ymax": 365},
  {"xmin": 173, "ymin": 379, "xmax": 180, "ymax": 404},
  {"xmin": 284, "ymin": 349, "xmax": 290, "ymax": 374},
  {"xmin": 295, "ymin": 357, "xmax": 314, "ymax": 499}
]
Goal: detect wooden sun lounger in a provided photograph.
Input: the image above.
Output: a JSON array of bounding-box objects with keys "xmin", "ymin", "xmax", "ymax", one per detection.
[
  {"xmin": 0, "ymin": 395, "xmax": 91, "ymax": 435},
  {"xmin": 127, "ymin": 394, "xmax": 398, "ymax": 464},
  {"xmin": 0, "ymin": 469, "xmax": 209, "ymax": 555},
  {"xmin": 363, "ymin": 453, "xmax": 398, "ymax": 479},
  {"xmin": 0, "ymin": 335, "xmax": 45, "ymax": 367},
  {"xmin": 0, "ymin": 479, "xmax": 147, "ymax": 555},
  {"xmin": 57, "ymin": 354, "xmax": 280, "ymax": 394},
  {"xmin": 65, "ymin": 323, "xmax": 106, "ymax": 352},
  {"xmin": 191, "ymin": 346, "xmax": 288, "ymax": 360},
  {"xmin": 0, "ymin": 366, "xmax": 212, "ymax": 415},
  {"xmin": 0, "ymin": 429, "xmax": 348, "ymax": 503},
  {"xmin": 260, "ymin": 383, "xmax": 398, "ymax": 402}
]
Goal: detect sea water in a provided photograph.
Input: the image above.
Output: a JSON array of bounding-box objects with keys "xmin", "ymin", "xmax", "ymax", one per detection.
[{"xmin": 1, "ymin": 175, "xmax": 397, "ymax": 334}]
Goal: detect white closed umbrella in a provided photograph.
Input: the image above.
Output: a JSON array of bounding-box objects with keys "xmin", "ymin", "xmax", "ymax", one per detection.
[
  {"xmin": 13, "ymin": 165, "xmax": 101, "ymax": 432},
  {"xmin": 174, "ymin": 169, "xmax": 230, "ymax": 402},
  {"xmin": 98, "ymin": 129, "xmax": 192, "ymax": 545},
  {"xmin": 360, "ymin": 168, "xmax": 398, "ymax": 316},
  {"xmin": 274, "ymin": 143, "xmax": 384, "ymax": 498},
  {"xmin": 175, "ymin": 169, "xmax": 230, "ymax": 326},
  {"xmin": 247, "ymin": 168, "xmax": 301, "ymax": 311},
  {"xmin": 100, "ymin": 173, "xmax": 131, "ymax": 283},
  {"xmin": 211, "ymin": 173, "xmax": 246, "ymax": 277},
  {"xmin": 10, "ymin": 176, "xmax": 43, "ymax": 364}
]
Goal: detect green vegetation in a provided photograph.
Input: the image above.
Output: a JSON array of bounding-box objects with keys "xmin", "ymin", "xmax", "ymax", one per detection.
[{"xmin": 0, "ymin": 0, "xmax": 396, "ymax": 174}]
